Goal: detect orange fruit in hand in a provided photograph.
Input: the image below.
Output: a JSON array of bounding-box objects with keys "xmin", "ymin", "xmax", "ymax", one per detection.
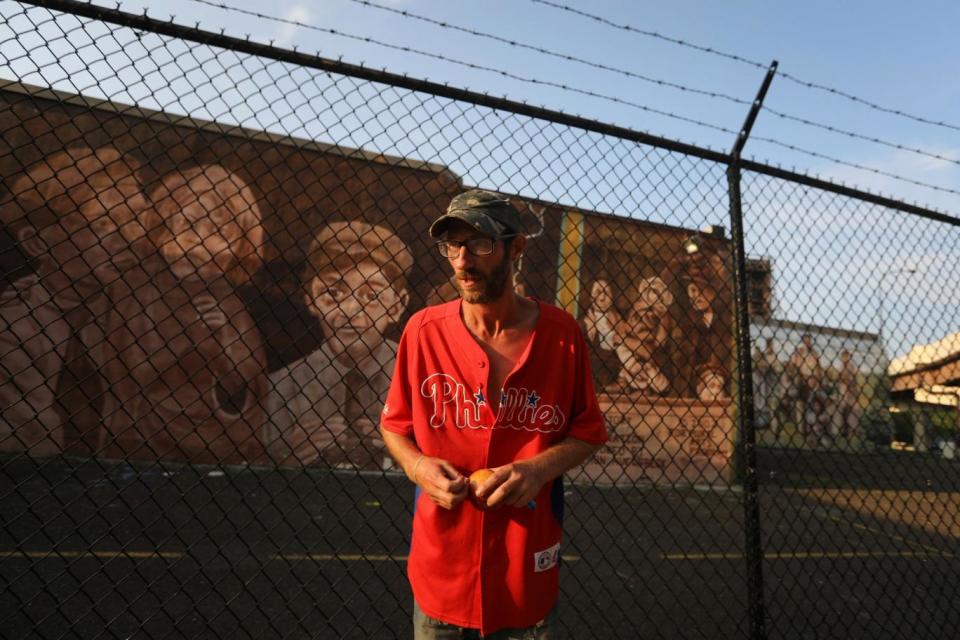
[{"xmin": 468, "ymin": 468, "xmax": 495, "ymax": 510}]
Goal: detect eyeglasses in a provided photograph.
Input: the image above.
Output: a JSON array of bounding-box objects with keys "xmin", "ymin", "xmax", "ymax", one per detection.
[{"xmin": 435, "ymin": 235, "xmax": 515, "ymax": 258}]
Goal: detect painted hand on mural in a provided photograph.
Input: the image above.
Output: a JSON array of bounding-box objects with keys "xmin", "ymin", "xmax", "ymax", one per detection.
[
  {"xmin": 583, "ymin": 279, "xmax": 621, "ymax": 352},
  {"xmin": 194, "ymin": 294, "xmax": 228, "ymax": 328}
]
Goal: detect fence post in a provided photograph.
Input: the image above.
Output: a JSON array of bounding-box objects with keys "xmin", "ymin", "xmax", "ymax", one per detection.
[{"xmin": 728, "ymin": 60, "xmax": 777, "ymax": 640}]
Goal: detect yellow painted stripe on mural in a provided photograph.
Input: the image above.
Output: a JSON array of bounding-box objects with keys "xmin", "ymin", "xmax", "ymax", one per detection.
[{"xmin": 555, "ymin": 211, "xmax": 585, "ymax": 316}]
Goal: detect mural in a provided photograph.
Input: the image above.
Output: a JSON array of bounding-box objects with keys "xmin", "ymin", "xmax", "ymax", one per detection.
[
  {"xmin": 0, "ymin": 83, "xmax": 735, "ymax": 484},
  {"xmin": 573, "ymin": 216, "xmax": 736, "ymax": 486},
  {"xmin": 750, "ymin": 320, "xmax": 887, "ymax": 450},
  {"xmin": 0, "ymin": 84, "xmax": 459, "ymax": 470}
]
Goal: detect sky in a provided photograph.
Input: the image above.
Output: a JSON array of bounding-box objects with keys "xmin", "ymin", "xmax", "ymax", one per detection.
[{"xmin": 1, "ymin": 0, "xmax": 959, "ymax": 357}]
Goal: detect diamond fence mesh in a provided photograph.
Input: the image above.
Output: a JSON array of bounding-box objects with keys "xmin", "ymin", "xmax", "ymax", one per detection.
[{"xmin": 1, "ymin": 2, "xmax": 958, "ymax": 639}]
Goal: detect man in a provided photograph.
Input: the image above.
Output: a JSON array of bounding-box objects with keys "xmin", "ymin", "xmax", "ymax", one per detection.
[
  {"xmin": 380, "ymin": 189, "xmax": 608, "ymax": 638},
  {"xmin": 267, "ymin": 221, "xmax": 412, "ymax": 469}
]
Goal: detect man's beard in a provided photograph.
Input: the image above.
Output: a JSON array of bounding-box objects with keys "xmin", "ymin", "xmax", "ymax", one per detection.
[{"xmin": 456, "ymin": 252, "xmax": 512, "ymax": 304}]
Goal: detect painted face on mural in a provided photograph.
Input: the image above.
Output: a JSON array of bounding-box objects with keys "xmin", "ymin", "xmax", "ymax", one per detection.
[
  {"xmin": 307, "ymin": 260, "xmax": 407, "ymax": 364},
  {"xmin": 55, "ymin": 170, "xmax": 148, "ymax": 281},
  {"xmin": 445, "ymin": 225, "xmax": 516, "ymax": 305},
  {"xmin": 153, "ymin": 166, "xmax": 263, "ymax": 279},
  {"xmin": 626, "ymin": 277, "xmax": 673, "ymax": 333},
  {"xmin": 687, "ymin": 280, "xmax": 715, "ymax": 314},
  {"xmin": 591, "ymin": 280, "xmax": 613, "ymax": 311},
  {"xmin": 698, "ymin": 368, "xmax": 727, "ymax": 402},
  {"xmin": 12, "ymin": 149, "xmax": 148, "ymax": 284}
]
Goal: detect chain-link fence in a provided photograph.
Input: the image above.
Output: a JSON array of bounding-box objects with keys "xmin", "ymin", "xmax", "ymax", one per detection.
[{"xmin": 2, "ymin": 1, "xmax": 959, "ymax": 638}]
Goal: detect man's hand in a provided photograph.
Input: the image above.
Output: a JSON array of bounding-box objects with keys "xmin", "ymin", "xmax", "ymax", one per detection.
[
  {"xmin": 414, "ymin": 456, "xmax": 468, "ymax": 510},
  {"xmin": 476, "ymin": 459, "xmax": 547, "ymax": 509}
]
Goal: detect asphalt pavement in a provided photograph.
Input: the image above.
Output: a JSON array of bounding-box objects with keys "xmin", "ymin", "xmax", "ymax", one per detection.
[{"xmin": 2, "ymin": 447, "xmax": 959, "ymax": 639}]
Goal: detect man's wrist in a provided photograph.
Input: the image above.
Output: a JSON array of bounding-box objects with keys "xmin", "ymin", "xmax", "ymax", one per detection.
[{"xmin": 409, "ymin": 453, "xmax": 426, "ymax": 485}]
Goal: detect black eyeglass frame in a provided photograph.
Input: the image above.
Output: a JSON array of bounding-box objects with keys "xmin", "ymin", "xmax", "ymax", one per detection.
[{"xmin": 435, "ymin": 234, "xmax": 517, "ymax": 258}]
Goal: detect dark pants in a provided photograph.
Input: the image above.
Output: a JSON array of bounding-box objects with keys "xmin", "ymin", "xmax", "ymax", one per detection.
[{"xmin": 414, "ymin": 600, "xmax": 557, "ymax": 639}]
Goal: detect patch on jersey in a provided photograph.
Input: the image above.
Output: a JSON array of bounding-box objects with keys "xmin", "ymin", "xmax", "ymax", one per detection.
[{"xmin": 533, "ymin": 542, "xmax": 560, "ymax": 573}]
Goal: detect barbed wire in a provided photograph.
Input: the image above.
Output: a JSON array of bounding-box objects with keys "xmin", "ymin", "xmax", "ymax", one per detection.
[
  {"xmin": 182, "ymin": 0, "xmax": 737, "ymax": 136},
  {"xmin": 347, "ymin": 0, "xmax": 960, "ymax": 169},
  {"xmin": 529, "ymin": 0, "xmax": 960, "ymax": 134},
  {"xmin": 763, "ymin": 108, "xmax": 960, "ymax": 168},
  {"xmin": 178, "ymin": 0, "xmax": 960, "ymax": 198},
  {"xmin": 346, "ymin": 0, "xmax": 753, "ymax": 108},
  {"xmin": 63, "ymin": 0, "xmax": 960, "ymax": 200},
  {"xmin": 753, "ymin": 136, "xmax": 960, "ymax": 197}
]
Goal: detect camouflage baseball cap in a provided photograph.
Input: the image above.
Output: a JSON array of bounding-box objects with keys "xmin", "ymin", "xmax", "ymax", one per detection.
[{"xmin": 429, "ymin": 189, "xmax": 522, "ymax": 238}]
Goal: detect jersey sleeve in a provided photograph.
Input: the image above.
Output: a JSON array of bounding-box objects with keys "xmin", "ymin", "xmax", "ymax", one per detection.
[
  {"xmin": 379, "ymin": 314, "xmax": 419, "ymax": 437},
  {"xmin": 564, "ymin": 322, "xmax": 608, "ymax": 445}
]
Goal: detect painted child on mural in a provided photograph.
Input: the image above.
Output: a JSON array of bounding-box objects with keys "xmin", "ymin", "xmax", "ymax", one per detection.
[
  {"xmin": 103, "ymin": 164, "xmax": 268, "ymax": 464},
  {"xmin": 802, "ymin": 374, "xmax": 832, "ymax": 447},
  {"xmin": 0, "ymin": 147, "xmax": 148, "ymax": 455},
  {"xmin": 581, "ymin": 279, "xmax": 623, "ymax": 388},
  {"xmin": 836, "ymin": 349, "xmax": 861, "ymax": 438},
  {"xmin": 265, "ymin": 221, "xmax": 412, "ymax": 470},
  {"xmin": 786, "ymin": 334, "xmax": 824, "ymax": 426}
]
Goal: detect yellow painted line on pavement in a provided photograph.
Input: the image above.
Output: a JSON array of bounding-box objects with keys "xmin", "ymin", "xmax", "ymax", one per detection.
[
  {"xmin": 273, "ymin": 553, "xmax": 403, "ymax": 562},
  {"xmin": 272, "ymin": 553, "xmax": 581, "ymax": 563},
  {"xmin": 0, "ymin": 550, "xmax": 183, "ymax": 560},
  {"xmin": 663, "ymin": 550, "xmax": 950, "ymax": 561},
  {"xmin": 1, "ymin": 550, "xmax": 582, "ymax": 564},
  {"xmin": 826, "ymin": 514, "xmax": 950, "ymax": 557}
]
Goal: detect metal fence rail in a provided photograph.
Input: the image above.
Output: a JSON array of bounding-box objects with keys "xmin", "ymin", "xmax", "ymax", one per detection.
[{"xmin": 2, "ymin": 1, "xmax": 959, "ymax": 638}]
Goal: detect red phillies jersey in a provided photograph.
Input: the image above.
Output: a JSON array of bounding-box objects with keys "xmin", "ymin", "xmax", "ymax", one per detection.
[{"xmin": 381, "ymin": 299, "xmax": 607, "ymax": 635}]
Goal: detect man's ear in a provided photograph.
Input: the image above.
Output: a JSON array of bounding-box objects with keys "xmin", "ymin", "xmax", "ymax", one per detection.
[
  {"xmin": 17, "ymin": 226, "xmax": 46, "ymax": 258},
  {"xmin": 511, "ymin": 234, "xmax": 527, "ymax": 261}
]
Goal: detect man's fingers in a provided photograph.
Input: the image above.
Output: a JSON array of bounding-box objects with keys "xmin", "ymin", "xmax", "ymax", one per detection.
[
  {"xmin": 484, "ymin": 479, "xmax": 516, "ymax": 508},
  {"xmin": 437, "ymin": 460, "xmax": 463, "ymax": 480},
  {"xmin": 449, "ymin": 476, "xmax": 467, "ymax": 494},
  {"xmin": 475, "ymin": 467, "xmax": 508, "ymax": 498},
  {"xmin": 475, "ymin": 468, "xmax": 510, "ymax": 507}
]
